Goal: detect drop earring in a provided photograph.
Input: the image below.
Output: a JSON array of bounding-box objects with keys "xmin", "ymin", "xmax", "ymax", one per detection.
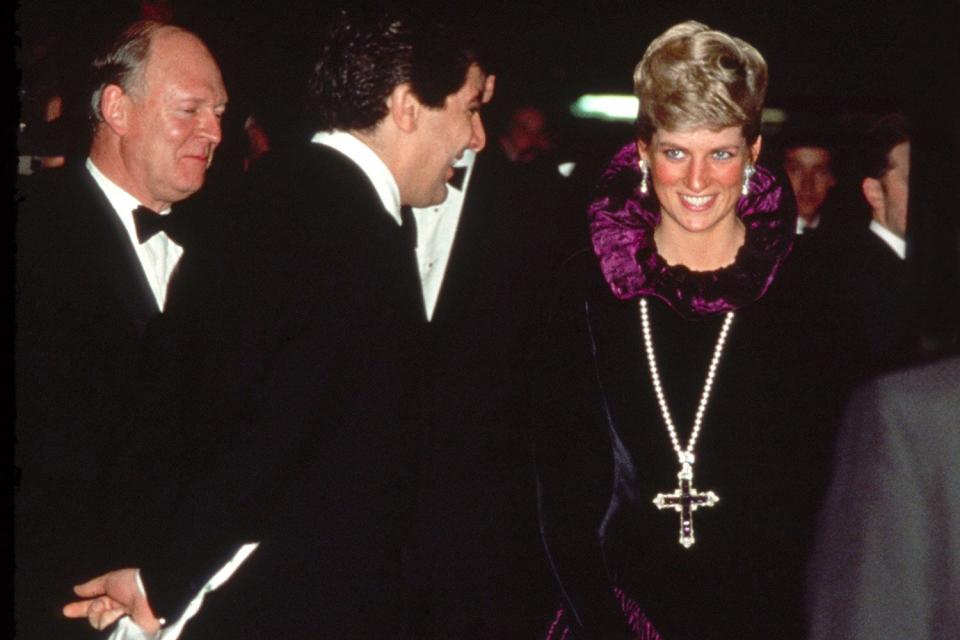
[
  {"xmin": 639, "ymin": 160, "xmax": 650, "ymax": 195},
  {"xmin": 741, "ymin": 165, "xmax": 755, "ymax": 196}
]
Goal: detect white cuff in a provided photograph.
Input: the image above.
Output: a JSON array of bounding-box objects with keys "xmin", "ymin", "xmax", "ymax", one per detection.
[{"xmin": 106, "ymin": 616, "xmax": 160, "ymax": 640}]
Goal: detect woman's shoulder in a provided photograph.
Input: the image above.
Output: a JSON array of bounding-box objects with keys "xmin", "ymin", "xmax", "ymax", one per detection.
[
  {"xmin": 555, "ymin": 247, "xmax": 614, "ymax": 298},
  {"xmin": 540, "ymin": 247, "xmax": 643, "ymax": 346},
  {"xmin": 543, "ymin": 247, "xmax": 619, "ymax": 319}
]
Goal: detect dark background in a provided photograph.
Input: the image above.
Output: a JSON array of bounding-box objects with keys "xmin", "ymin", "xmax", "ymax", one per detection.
[{"xmin": 15, "ymin": 0, "xmax": 960, "ymax": 129}]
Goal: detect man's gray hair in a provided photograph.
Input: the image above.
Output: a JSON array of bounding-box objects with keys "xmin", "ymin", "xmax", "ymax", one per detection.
[{"xmin": 88, "ymin": 20, "xmax": 184, "ymax": 129}]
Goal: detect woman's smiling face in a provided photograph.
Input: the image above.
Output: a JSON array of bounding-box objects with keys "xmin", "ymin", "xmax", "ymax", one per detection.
[{"xmin": 639, "ymin": 126, "xmax": 761, "ymax": 237}]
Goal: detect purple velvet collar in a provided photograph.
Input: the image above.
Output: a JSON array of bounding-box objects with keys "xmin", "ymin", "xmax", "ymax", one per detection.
[{"xmin": 588, "ymin": 142, "xmax": 796, "ymax": 319}]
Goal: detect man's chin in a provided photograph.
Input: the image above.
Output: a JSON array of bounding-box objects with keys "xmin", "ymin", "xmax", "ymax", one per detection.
[
  {"xmin": 169, "ymin": 181, "xmax": 205, "ymax": 204},
  {"xmin": 422, "ymin": 185, "xmax": 449, "ymax": 208}
]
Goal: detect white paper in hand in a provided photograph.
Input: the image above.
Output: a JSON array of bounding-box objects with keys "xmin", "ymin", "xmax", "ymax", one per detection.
[{"xmin": 105, "ymin": 543, "xmax": 259, "ymax": 640}]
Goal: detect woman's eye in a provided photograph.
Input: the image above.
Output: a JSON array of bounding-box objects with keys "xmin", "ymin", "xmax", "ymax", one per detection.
[
  {"xmin": 712, "ymin": 150, "xmax": 734, "ymax": 160},
  {"xmin": 664, "ymin": 149, "xmax": 685, "ymax": 160}
]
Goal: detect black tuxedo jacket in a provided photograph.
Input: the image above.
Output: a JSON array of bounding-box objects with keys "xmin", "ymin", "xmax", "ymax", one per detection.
[
  {"xmin": 402, "ymin": 152, "xmax": 557, "ymax": 638},
  {"xmin": 15, "ymin": 163, "xmax": 163, "ymax": 639},
  {"xmin": 837, "ymin": 225, "xmax": 916, "ymax": 374},
  {"xmin": 784, "ymin": 223, "xmax": 919, "ymax": 436},
  {"xmin": 131, "ymin": 143, "xmax": 427, "ymax": 639}
]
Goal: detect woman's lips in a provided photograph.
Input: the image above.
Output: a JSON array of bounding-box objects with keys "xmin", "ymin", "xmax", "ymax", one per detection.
[{"xmin": 679, "ymin": 193, "xmax": 716, "ymax": 210}]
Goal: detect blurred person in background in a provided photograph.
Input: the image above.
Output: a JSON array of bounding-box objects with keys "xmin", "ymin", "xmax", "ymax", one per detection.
[
  {"xmin": 780, "ymin": 120, "xmax": 837, "ymax": 235},
  {"xmin": 799, "ymin": 113, "xmax": 918, "ymax": 386},
  {"xmin": 807, "ymin": 354, "xmax": 960, "ymax": 640}
]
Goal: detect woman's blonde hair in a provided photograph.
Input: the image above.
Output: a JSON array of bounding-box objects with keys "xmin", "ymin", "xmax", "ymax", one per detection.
[{"xmin": 633, "ymin": 21, "xmax": 767, "ymax": 144}]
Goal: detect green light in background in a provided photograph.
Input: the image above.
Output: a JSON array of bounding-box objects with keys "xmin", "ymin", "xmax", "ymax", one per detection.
[
  {"xmin": 762, "ymin": 108, "xmax": 787, "ymax": 123},
  {"xmin": 570, "ymin": 95, "xmax": 638, "ymax": 122},
  {"xmin": 570, "ymin": 94, "xmax": 789, "ymax": 127}
]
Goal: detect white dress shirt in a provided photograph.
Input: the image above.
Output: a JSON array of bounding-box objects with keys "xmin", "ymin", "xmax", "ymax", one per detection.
[
  {"xmin": 869, "ymin": 219, "xmax": 907, "ymax": 260},
  {"xmin": 412, "ymin": 149, "xmax": 476, "ymax": 320},
  {"xmin": 85, "ymin": 158, "xmax": 183, "ymax": 310},
  {"xmin": 796, "ymin": 214, "xmax": 820, "ymax": 235}
]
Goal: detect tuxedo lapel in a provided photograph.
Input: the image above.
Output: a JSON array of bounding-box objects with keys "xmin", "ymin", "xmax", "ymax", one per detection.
[
  {"xmin": 429, "ymin": 194, "xmax": 477, "ymax": 330},
  {"xmin": 78, "ymin": 169, "xmax": 161, "ymax": 332},
  {"xmin": 429, "ymin": 158, "xmax": 502, "ymax": 331}
]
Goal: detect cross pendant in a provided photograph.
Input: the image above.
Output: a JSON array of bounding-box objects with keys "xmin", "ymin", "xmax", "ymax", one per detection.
[{"xmin": 653, "ymin": 461, "xmax": 719, "ymax": 548}]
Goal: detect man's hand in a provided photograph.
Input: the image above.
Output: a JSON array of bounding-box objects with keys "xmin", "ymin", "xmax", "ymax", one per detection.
[{"xmin": 63, "ymin": 568, "xmax": 161, "ymax": 634}]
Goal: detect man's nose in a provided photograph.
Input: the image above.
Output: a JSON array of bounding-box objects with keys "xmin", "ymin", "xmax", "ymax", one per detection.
[
  {"xmin": 470, "ymin": 114, "xmax": 486, "ymax": 152},
  {"xmin": 200, "ymin": 110, "xmax": 223, "ymax": 145}
]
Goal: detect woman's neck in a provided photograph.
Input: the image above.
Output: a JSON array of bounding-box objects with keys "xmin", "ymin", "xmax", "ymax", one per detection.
[{"xmin": 653, "ymin": 216, "xmax": 746, "ymax": 272}]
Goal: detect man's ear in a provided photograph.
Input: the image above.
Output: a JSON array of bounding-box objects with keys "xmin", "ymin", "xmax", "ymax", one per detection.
[
  {"xmin": 387, "ymin": 83, "xmax": 419, "ymax": 134},
  {"xmin": 100, "ymin": 84, "xmax": 131, "ymax": 135},
  {"xmin": 482, "ymin": 74, "xmax": 496, "ymax": 104},
  {"xmin": 862, "ymin": 177, "xmax": 885, "ymax": 213}
]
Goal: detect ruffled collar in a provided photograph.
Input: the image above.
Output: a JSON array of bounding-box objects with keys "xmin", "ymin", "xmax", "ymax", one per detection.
[{"xmin": 588, "ymin": 142, "xmax": 795, "ymax": 319}]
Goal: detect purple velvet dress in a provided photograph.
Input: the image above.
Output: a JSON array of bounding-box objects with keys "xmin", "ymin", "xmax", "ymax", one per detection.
[
  {"xmin": 545, "ymin": 588, "xmax": 662, "ymax": 640},
  {"xmin": 537, "ymin": 143, "xmax": 823, "ymax": 639}
]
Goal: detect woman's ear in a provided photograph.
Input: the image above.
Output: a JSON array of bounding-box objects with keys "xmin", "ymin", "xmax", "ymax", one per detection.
[
  {"xmin": 636, "ymin": 139, "xmax": 650, "ymax": 165},
  {"xmin": 749, "ymin": 135, "xmax": 763, "ymax": 164}
]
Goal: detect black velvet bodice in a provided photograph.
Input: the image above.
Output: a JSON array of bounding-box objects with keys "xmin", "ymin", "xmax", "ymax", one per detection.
[{"xmin": 536, "ymin": 251, "xmax": 827, "ymax": 640}]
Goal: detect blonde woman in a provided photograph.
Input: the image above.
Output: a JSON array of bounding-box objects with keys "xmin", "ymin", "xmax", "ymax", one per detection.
[{"xmin": 537, "ymin": 21, "xmax": 819, "ymax": 639}]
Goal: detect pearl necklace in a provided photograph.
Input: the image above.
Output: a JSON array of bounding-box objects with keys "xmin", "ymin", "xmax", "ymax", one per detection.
[{"xmin": 639, "ymin": 297, "xmax": 734, "ymax": 548}]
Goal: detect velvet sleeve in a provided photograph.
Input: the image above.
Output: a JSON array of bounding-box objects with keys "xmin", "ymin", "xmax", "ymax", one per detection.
[{"xmin": 532, "ymin": 253, "xmax": 637, "ymax": 639}]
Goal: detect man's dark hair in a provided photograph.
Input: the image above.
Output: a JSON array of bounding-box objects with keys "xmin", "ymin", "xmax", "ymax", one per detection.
[
  {"xmin": 860, "ymin": 112, "xmax": 911, "ymax": 180},
  {"xmin": 778, "ymin": 114, "xmax": 837, "ymax": 156},
  {"xmin": 305, "ymin": 7, "xmax": 481, "ymax": 132}
]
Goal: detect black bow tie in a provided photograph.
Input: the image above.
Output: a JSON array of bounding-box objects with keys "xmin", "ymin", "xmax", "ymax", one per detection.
[
  {"xmin": 448, "ymin": 166, "xmax": 468, "ymax": 191},
  {"xmin": 132, "ymin": 205, "xmax": 171, "ymax": 243}
]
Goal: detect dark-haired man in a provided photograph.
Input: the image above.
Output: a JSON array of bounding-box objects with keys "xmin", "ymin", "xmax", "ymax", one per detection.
[
  {"xmin": 784, "ymin": 144, "xmax": 836, "ymax": 234},
  {"xmin": 16, "ymin": 20, "xmax": 226, "ymax": 639},
  {"xmin": 794, "ymin": 113, "xmax": 917, "ymax": 384},
  {"xmin": 65, "ymin": 9, "xmax": 498, "ymax": 639},
  {"xmin": 775, "ymin": 116, "xmax": 839, "ymax": 235},
  {"xmin": 838, "ymin": 113, "xmax": 915, "ymax": 378},
  {"xmin": 787, "ymin": 114, "xmax": 920, "ymax": 500}
]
